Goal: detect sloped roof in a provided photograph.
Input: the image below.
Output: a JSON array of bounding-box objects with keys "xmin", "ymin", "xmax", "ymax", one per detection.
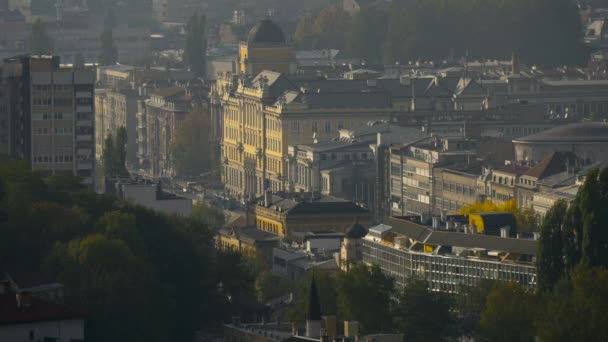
[
  {"xmin": 514, "ymin": 122, "xmax": 608, "ymax": 143},
  {"xmin": 0, "ymin": 293, "xmax": 85, "ymax": 325},
  {"xmin": 524, "ymin": 151, "xmax": 577, "ymax": 179},
  {"xmin": 494, "ymin": 164, "xmax": 530, "ymax": 176},
  {"xmin": 385, "ymin": 216, "xmax": 537, "ymax": 255}
]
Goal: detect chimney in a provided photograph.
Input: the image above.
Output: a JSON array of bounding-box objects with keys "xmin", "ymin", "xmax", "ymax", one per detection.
[
  {"xmin": 344, "ymin": 321, "xmax": 359, "ymax": 338},
  {"xmin": 264, "ymin": 191, "xmax": 272, "ymax": 207},
  {"xmin": 500, "ymin": 226, "xmax": 510, "ymax": 238},
  {"xmin": 511, "ymin": 51, "xmax": 520, "ymax": 75},
  {"xmin": 16, "ymin": 292, "xmax": 32, "ymax": 308}
]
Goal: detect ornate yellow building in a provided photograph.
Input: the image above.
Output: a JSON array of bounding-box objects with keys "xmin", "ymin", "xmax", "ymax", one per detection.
[
  {"xmin": 212, "ymin": 19, "xmax": 396, "ymax": 199},
  {"xmin": 238, "ymin": 19, "xmax": 296, "ymax": 75}
]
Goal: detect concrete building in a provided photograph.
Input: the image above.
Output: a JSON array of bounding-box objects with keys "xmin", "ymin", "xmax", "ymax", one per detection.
[
  {"xmin": 347, "ymin": 217, "xmax": 537, "ymax": 292},
  {"xmin": 513, "ymin": 122, "xmax": 608, "ymax": 164},
  {"xmin": 217, "ymin": 226, "xmax": 280, "ymax": 264},
  {"xmin": 137, "ymin": 86, "xmax": 190, "ymax": 177},
  {"xmin": 1, "ymin": 55, "xmax": 95, "ymax": 185},
  {"xmin": 247, "ymin": 192, "xmax": 372, "ymax": 237},
  {"xmin": 114, "ymin": 180, "xmax": 192, "ymax": 216},
  {"xmin": 287, "ymin": 123, "xmax": 427, "ymax": 212},
  {"xmin": 389, "ymin": 137, "xmax": 477, "ymax": 217}
]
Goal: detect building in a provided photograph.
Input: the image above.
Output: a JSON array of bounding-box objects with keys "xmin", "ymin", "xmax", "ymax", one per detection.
[
  {"xmin": 113, "ymin": 180, "xmax": 193, "ymax": 216},
  {"xmin": 389, "ymin": 137, "xmax": 477, "ymax": 217},
  {"xmin": 137, "ymin": 86, "xmax": 190, "ymax": 177},
  {"xmin": 351, "ymin": 217, "xmax": 537, "ymax": 291},
  {"xmin": 247, "ymin": 192, "xmax": 372, "ymax": 237},
  {"xmin": 288, "ymin": 122, "xmax": 427, "ymax": 212},
  {"xmin": 516, "ymin": 151, "xmax": 579, "ymax": 209},
  {"xmin": 487, "ymin": 164, "xmax": 529, "ymax": 205},
  {"xmin": 513, "ymin": 122, "xmax": 608, "ymax": 164},
  {"xmin": 1, "ymin": 55, "xmax": 95, "ymax": 185},
  {"xmin": 94, "ymin": 88, "xmax": 139, "ymax": 168},
  {"xmin": 238, "ymin": 19, "xmax": 296, "ymax": 76},
  {"xmin": 0, "ymin": 272, "xmax": 85, "ymax": 342},
  {"xmin": 217, "ymin": 226, "xmax": 280, "ymax": 264},
  {"xmin": 271, "ymin": 247, "xmax": 339, "ymax": 282}
]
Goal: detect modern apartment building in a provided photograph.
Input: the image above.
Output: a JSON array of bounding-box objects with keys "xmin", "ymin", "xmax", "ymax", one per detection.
[
  {"xmin": 1, "ymin": 55, "xmax": 95, "ymax": 185},
  {"xmin": 352, "ymin": 217, "xmax": 537, "ymax": 292}
]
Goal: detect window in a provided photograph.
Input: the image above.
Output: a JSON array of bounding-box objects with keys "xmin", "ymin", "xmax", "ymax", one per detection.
[
  {"xmin": 312, "ymin": 122, "xmax": 318, "ymax": 133},
  {"xmin": 324, "ymin": 121, "xmax": 331, "ymax": 133},
  {"xmin": 290, "ymin": 121, "xmax": 299, "ymax": 133}
]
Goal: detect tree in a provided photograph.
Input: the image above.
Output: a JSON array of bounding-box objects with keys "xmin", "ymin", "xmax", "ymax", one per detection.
[
  {"xmin": 28, "ymin": 19, "xmax": 53, "ymax": 55},
  {"xmin": 293, "ymin": 5, "xmax": 352, "ymax": 50},
  {"xmin": 184, "ymin": 14, "xmax": 207, "ymax": 77},
  {"xmin": 348, "ymin": 8, "xmax": 386, "ymax": 63},
  {"xmin": 74, "ymin": 52, "xmax": 85, "ymax": 67},
  {"xmin": 191, "ymin": 203, "xmax": 224, "ymax": 230},
  {"xmin": 455, "ymin": 280, "xmax": 496, "ymax": 339},
  {"xmin": 102, "ymin": 129, "xmax": 128, "ymax": 178},
  {"xmin": 171, "ymin": 108, "xmax": 212, "ymax": 177},
  {"xmin": 98, "ymin": 28, "xmax": 118, "ymax": 66},
  {"xmin": 335, "ymin": 264, "xmax": 395, "ymax": 333},
  {"xmin": 98, "ymin": 9, "xmax": 118, "ymax": 66},
  {"xmin": 460, "ymin": 199, "xmax": 539, "ymax": 232},
  {"xmin": 394, "ymin": 277, "xmax": 454, "ymax": 341},
  {"xmin": 102, "ymin": 133, "xmax": 116, "ymax": 177},
  {"xmin": 537, "ymin": 200, "xmax": 568, "ymax": 292},
  {"xmin": 255, "ymin": 270, "xmax": 292, "ymax": 303},
  {"xmin": 536, "ymin": 266, "xmax": 608, "ymax": 341},
  {"xmin": 480, "ymin": 282, "xmax": 537, "ymax": 342},
  {"xmin": 115, "ymin": 127, "xmax": 129, "ymax": 177},
  {"xmin": 287, "ymin": 270, "xmax": 338, "ymax": 323}
]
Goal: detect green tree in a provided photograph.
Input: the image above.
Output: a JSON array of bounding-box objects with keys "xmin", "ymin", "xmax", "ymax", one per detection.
[
  {"xmin": 98, "ymin": 28, "xmax": 118, "ymax": 66},
  {"xmin": 171, "ymin": 108, "xmax": 212, "ymax": 177},
  {"xmin": 349, "ymin": 8, "xmax": 386, "ymax": 63},
  {"xmin": 115, "ymin": 127, "xmax": 129, "ymax": 177},
  {"xmin": 73, "ymin": 52, "xmax": 85, "ymax": 67},
  {"xmin": 287, "ymin": 270, "xmax": 338, "ymax": 323},
  {"xmin": 536, "ymin": 266, "xmax": 608, "ymax": 341},
  {"xmin": 191, "ymin": 202, "xmax": 224, "ymax": 229},
  {"xmin": 394, "ymin": 277, "xmax": 454, "ymax": 341},
  {"xmin": 455, "ymin": 280, "xmax": 496, "ymax": 339},
  {"xmin": 102, "ymin": 133, "xmax": 116, "ymax": 177},
  {"xmin": 102, "ymin": 129, "xmax": 128, "ymax": 178},
  {"xmin": 255, "ymin": 270, "xmax": 292, "ymax": 303},
  {"xmin": 480, "ymin": 282, "xmax": 537, "ymax": 342},
  {"xmin": 184, "ymin": 14, "xmax": 207, "ymax": 77},
  {"xmin": 537, "ymin": 200, "xmax": 567, "ymax": 292},
  {"xmin": 28, "ymin": 18, "xmax": 53, "ymax": 55},
  {"xmin": 335, "ymin": 264, "xmax": 395, "ymax": 333}
]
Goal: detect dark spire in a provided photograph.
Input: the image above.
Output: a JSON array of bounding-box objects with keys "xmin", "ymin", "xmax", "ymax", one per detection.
[{"xmin": 307, "ymin": 275, "xmax": 322, "ymax": 321}]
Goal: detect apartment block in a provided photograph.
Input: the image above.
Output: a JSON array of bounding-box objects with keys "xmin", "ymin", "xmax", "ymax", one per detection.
[{"xmin": 0, "ymin": 55, "xmax": 95, "ymax": 185}]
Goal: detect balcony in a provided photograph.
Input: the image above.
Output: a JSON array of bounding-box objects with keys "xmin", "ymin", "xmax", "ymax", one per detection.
[
  {"xmin": 76, "ymin": 135, "xmax": 93, "ymax": 141},
  {"xmin": 76, "ymin": 120, "xmax": 93, "ymax": 127},
  {"xmin": 76, "ymin": 92, "xmax": 92, "ymax": 98},
  {"xmin": 77, "ymin": 162, "xmax": 93, "ymax": 170},
  {"xmin": 76, "ymin": 106, "xmax": 92, "ymax": 113}
]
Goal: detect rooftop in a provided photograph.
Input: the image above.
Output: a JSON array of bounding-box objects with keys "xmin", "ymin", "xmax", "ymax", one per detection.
[
  {"xmin": 514, "ymin": 122, "xmax": 608, "ymax": 143},
  {"xmin": 0, "ymin": 292, "xmax": 85, "ymax": 326}
]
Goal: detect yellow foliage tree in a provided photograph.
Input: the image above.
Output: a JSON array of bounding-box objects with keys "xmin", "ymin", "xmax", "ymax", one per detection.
[{"xmin": 460, "ymin": 199, "xmax": 539, "ymax": 232}]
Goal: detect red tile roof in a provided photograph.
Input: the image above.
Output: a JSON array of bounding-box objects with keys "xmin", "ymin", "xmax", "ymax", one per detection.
[{"xmin": 0, "ymin": 292, "xmax": 85, "ymax": 325}]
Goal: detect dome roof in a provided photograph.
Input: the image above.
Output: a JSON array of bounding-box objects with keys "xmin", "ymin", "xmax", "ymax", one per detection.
[
  {"xmin": 247, "ymin": 19, "xmax": 286, "ymax": 45},
  {"xmin": 346, "ymin": 222, "xmax": 367, "ymax": 239},
  {"xmin": 515, "ymin": 122, "xmax": 608, "ymax": 143}
]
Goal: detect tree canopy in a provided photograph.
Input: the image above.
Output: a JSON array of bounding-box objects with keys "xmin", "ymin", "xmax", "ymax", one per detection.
[
  {"xmin": 28, "ymin": 19, "xmax": 53, "ymax": 55},
  {"xmin": 171, "ymin": 107, "xmax": 213, "ymax": 177},
  {"xmin": 184, "ymin": 14, "xmax": 207, "ymax": 77},
  {"xmin": 0, "ymin": 161, "xmax": 255, "ymax": 341},
  {"xmin": 295, "ymin": 0, "xmax": 586, "ymax": 67},
  {"xmin": 102, "ymin": 128, "xmax": 129, "ymax": 178}
]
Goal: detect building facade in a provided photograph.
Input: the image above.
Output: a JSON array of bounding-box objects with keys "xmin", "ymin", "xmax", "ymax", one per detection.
[
  {"xmin": 1, "ymin": 55, "xmax": 95, "ymax": 185},
  {"xmin": 389, "ymin": 137, "xmax": 477, "ymax": 217},
  {"xmin": 351, "ymin": 217, "xmax": 537, "ymax": 292}
]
